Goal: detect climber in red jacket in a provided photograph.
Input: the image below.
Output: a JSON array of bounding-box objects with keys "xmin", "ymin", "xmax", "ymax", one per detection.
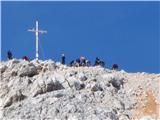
[
  {"xmin": 112, "ymin": 64, "xmax": 119, "ymax": 70},
  {"xmin": 22, "ymin": 56, "xmax": 30, "ymax": 62}
]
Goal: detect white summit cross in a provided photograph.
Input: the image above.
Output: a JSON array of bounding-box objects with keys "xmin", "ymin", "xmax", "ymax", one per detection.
[{"xmin": 28, "ymin": 21, "xmax": 47, "ymax": 60}]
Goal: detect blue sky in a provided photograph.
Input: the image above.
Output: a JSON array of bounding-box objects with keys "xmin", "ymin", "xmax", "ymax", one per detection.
[{"xmin": 1, "ymin": 1, "xmax": 160, "ymax": 73}]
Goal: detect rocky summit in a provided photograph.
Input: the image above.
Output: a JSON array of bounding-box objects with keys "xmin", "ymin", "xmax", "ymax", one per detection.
[{"xmin": 0, "ymin": 59, "xmax": 159, "ymax": 120}]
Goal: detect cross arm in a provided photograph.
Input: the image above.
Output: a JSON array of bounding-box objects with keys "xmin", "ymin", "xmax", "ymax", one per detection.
[
  {"xmin": 38, "ymin": 30, "xmax": 47, "ymax": 34},
  {"xmin": 28, "ymin": 28, "xmax": 36, "ymax": 32}
]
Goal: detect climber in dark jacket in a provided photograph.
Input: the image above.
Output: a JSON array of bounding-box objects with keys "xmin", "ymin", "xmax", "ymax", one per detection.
[
  {"xmin": 69, "ymin": 60, "xmax": 75, "ymax": 67},
  {"xmin": 94, "ymin": 57, "xmax": 101, "ymax": 66},
  {"xmin": 61, "ymin": 54, "xmax": 65, "ymax": 65},
  {"xmin": 7, "ymin": 50, "xmax": 13, "ymax": 60}
]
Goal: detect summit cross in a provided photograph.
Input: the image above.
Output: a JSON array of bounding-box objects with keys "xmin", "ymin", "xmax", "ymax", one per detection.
[{"xmin": 28, "ymin": 21, "xmax": 47, "ymax": 60}]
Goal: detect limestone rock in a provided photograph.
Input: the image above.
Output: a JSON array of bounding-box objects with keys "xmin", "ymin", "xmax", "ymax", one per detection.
[{"xmin": 0, "ymin": 59, "xmax": 159, "ymax": 120}]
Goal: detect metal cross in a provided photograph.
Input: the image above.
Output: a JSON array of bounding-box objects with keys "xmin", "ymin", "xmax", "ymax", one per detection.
[{"xmin": 28, "ymin": 21, "xmax": 47, "ymax": 60}]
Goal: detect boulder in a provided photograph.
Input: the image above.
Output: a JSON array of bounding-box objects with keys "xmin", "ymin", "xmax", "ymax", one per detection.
[
  {"xmin": 32, "ymin": 76, "xmax": 64, "ymax": 97},
  {"xmin": 18, "ymin": 63, "xmax": 37, "ymax": 77},
  {"xmin": 109, "ymin": 76, "xmax": 125, "ymax": 90},
  {"xmin": 0, "ymin": 65, "xmax": 7, "ymax": 73}
]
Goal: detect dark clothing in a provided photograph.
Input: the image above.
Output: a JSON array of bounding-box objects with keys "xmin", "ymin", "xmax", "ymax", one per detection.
[
  {"xmin": 22, "ymin": 56, "xmax": 30, "ymax": 61},
  {"xmin": 75, "ymin": 58, "xmax": 80, "ymax": 67},
  {"xmin": 94, "ymin": 57, "xmax": 105, "ymax": 67},
  {"xmin": 80, "ymin": 59, "xmax": 86, "ymax": 66},
  {"xmin": 76, "ymin": 59, "xmax": 80, "ymax": 64},
  {"xmin": 86, "ymin": 60, "xmax": 91, "ymax": 67},
  {"xmin": 61, "ymin": 56, "xmax": 65, "ymax": 65},
  {"xmin": 7, "ymin": 51, "xmax": 13, "ymax": 60},
  {"xmin": 112, "ymin": 64, "xmax": 118, "ymax": 70},
  {"xmin": 101, "ymin": 61, "xmax": 105, "ymax": 67},
  {"xmin": 70, "ymin": 60, "xmax": 74, "ymax": 66},
  {"xmin": 94, "ymin": 57, "xmax": 101, "ymax": 66}
]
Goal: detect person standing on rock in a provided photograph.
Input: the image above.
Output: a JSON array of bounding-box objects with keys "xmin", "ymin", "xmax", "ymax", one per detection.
[
  {"xmin": 7, "ymin": 50, "xmax": 13, "ymax": 60},
  {"xmin": 61, "ymin": 54, "xmax": 65, "ymax": 65}
]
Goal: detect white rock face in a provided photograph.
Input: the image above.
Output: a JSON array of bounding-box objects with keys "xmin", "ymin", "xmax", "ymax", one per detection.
[{"xmin": 0, "ymin": 59, "xmax": 159, "ymax": 120}]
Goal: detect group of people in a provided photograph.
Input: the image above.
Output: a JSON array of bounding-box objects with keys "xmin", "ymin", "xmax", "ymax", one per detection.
[
  {"xmin": 7, "ymin": 51, "xmax": 119, "ymax": 70},
  {"xmin": 68, "ymin": 56, "xmax": 105, "ymax": 67},
  {"xmin": 69, "ymin": 56, "xmax": 91, "ymax": 67},
  {"xmin": 61, "ymin": 54, "xmax": 118, "ymax": 70}
]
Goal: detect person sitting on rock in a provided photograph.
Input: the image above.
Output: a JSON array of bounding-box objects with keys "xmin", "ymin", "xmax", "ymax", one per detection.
[
  {"xmin": 22, "ymin": 56, "xmax": 30, "ymax": 61},
  {"xmin": 100, "ymin": 61, "xmax": 105, "ymax": 67},
  {"xmin": 94, "ymin": 57, "xmax": 101, "ymax": 66},
  {"xmin": 94, "ymin": 57, "xmax": 105, "ymax": 67},
  {"xmin": 75, "ymin": 58, "xmax": 80, "ymax": 67},
  {"xmin": 80, "ymin": 56, "xmax": 86, "ymax": 66},
  {"xmin": 112, "ymin": 64, "xmax": 119, "ymax": 70},
  {"xmin": 86, "ymin": 60, "xmax": 91, "ymax": 67},
  {"xmin": 69, "ymin": 60, "xmax": 75, "ymax": 67},
  {"xmin": 7, "ymin": 50, "xmax": 13, "ymax": 60}
]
